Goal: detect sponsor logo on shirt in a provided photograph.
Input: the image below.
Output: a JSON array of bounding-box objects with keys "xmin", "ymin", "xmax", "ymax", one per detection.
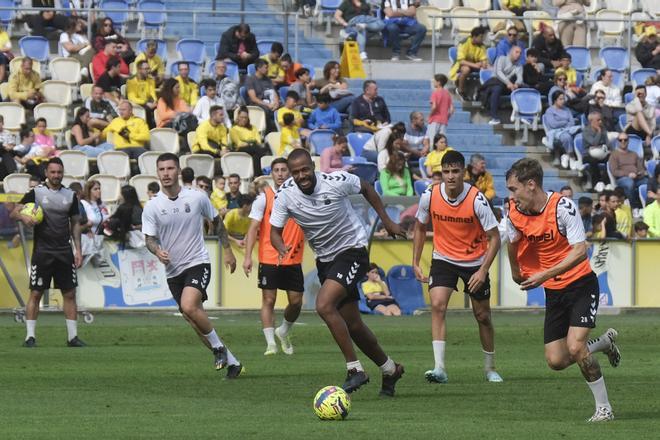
[{"xmin": 525, "ymin": 230, "xmax": 555, "ymax": 242}]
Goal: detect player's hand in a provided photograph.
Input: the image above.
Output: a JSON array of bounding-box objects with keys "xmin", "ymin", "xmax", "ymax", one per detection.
[
  {"xmin": 20, "ymin": 214, "xmax": 37, "ymax": 227},
  {"xmin": 520, "ymin": 272, "xmax": 548, "ymax": 290},
  {"xmin": 156, "ymin": 248, "xmax": 170, "ymax": 265},
  {"xmin": 277, "ymin": 245, "xmax": 292, "ymax": 265},
  {"xmin": 467, "ymin": 267, "xmax": 487, "ymax": 293},
  {"xmin": 224, "ymin": 248, "xmax": 237, "ymax": 274},
  {"xmin": 74, "ymin": 250, "xmax": 83, "ymax": 268},
  {"xmin": 242, "ymin": 256, "xmax": 252, "ymax": 277},
  {"xmin": 413, "ymin": 264, "xmax": 428, "ymax": 283},
  {"xmin": 383, "ymin": 220, "xmax": 406, "ymax": 239}
]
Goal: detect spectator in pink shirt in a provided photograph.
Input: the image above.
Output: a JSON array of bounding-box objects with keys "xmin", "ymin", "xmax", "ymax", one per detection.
[
  {"xmin": 320, "ymin": 134, "xmax": 351, "ymax": 173},
  {"xmin": 427, "ymin": 73, "xmax": 454, "ymax": 144}
]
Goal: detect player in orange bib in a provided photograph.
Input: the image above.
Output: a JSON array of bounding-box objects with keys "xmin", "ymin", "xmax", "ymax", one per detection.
[
  {"xmin": 412, "ymin": 150, "xmax": 503, "ymax": 384},
  {"xmin": 505, "ymin": 158, "xmax": 621, "ymax": 423},
  {"xmin": 243, "ymin": 158, "xmax": 306, "ymax": 355}
]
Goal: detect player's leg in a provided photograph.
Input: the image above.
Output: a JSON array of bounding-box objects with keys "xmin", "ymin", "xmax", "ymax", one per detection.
[
  {"xmin": 426, "ymin": 286, "xmax": 452, "ymax": 383},
  {"xmin": 316, "ymin": 279, "xmax": 359, "ymax": 362},
  {"xmin": 469, "ymin": 297, "xmax": 502, "ymax": 382},
  {"xmin": 260, "ymin": 289, "xmax": 278, "ymax": 355},
  {"xmin": 274, "ymin": 290, "xmax": 302, "ymax": 355},
  {"xmin": 543, "ymin": 288, "xmax": 574, "ymax": 370},
  {"xmin": 61, "ymin": 288, "xmax": 85, "ymax": 347},
  {"xmin": 23, "ymin": 289, "xmax": 43, "ymax": 347},
  {"xmin": 567, "ymin": 326, "xmax": 614, "ymax": 422},
  {"xmin": 587, "ymin": 328, "xmax": 621, "ymax": 368},
  {"xmin": 338, "ymin": 300, "xmax": 404, "ymax": 397}
]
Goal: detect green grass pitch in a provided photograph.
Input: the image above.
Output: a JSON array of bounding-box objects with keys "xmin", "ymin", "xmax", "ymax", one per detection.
[{"xmin": 1, "ymin": 311, "xmax": 659, "ymax": 439}]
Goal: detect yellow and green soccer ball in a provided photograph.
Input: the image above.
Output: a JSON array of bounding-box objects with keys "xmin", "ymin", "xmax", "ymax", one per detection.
[
  {"xmin": 313, "ymin": 386, "xmax": 351, "ymax": 420},
  {"xmin": 20, "ymin": 203, "xmax": 43, "ymax": 224}
]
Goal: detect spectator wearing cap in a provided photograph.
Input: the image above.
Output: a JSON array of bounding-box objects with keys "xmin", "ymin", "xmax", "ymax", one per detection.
[
  {"xmin": 449, "ymin": 26, "xmax": 488, "ymax": 100},
  {"xmin": 134, "ymin": 40, "xmax": 165, "ymax": 86},
  {"xmin": 217, "ymin": 24, "xmax": 259, "ymax": 69},
  {"xmin": 191, "ymin": 105, "xmax": 229, "ymax": 157},
  {"xmin": 382, "ymin": 0, "xmax": 426, "ymax": 62},
  {"xmin": 634, "ymin": 26, "xmax": 660, "ymax": 70}
]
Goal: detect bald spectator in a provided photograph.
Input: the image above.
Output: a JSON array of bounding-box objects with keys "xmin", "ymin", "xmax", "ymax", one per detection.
[
  {"xmin": 103, "ymin": 101, "xmax": 150, "ymax": 164},
  {"xmin": 531, "ymin": 25, "xmax": 565, "ymax": 70},
  {"xmin": 8, "ymin": 58, "xmax": 43, "ymax": 108}
]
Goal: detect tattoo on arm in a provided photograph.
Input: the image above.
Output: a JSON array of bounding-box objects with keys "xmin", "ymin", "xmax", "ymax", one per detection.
[
  {"xmin": 215, "ymin": 217, "xmax": 231, "ymax": 249},
  {"xmin": 145, "ymin": 235, "xmax": 160, "ymax": 255},
  {"xmin": 577, "ymin": 353, "xmax": 603, "ymax": 382}
]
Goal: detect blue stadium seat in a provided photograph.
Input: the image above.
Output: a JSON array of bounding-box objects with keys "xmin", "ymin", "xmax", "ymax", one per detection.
[
  {"xmin": 448, "ymin": 46, "xmax": 456, "ymax": 64},
  {"xmin": 207, "ymin": 60, "xmax": 239, "ymax": 82},
  {"xmin": 19, "ymin": 36, "xmax": 49, "ymax": 62},
  {"xmin": 346, "ymin": 132, "xmax": 372, "ymax": 157},
  {"xmin": 169, "ymin": 61, "xmax": 201, "ymax": 82},
  {"xmin": 386, "ymin": 265, "xmax": 425, "ymax": 315},
  {"xmin": 342, "ymin": 156, "xmax": 367, "ymax": 165},
  {"xmin": 565, "ymin": 46, "xmax": 590, "ymax": 74},
  {"xmin": 309, "ymin": 129, "xmax": 335, "ymax": 155},
  {"xmin": 357, "ymin": 283, "xmax": 373, "ymax": 314},
  {"xmin": 350, "ymin": 162, "xmax": 378, "ymax": 184},
  {"xmin": 618, "ymin": 113, "xmax": 627, "ymax": 131},
  {"xmin": 639, "ymin": 184, "xmax": 647, "ymax": 207},
  {"xmin": 239, "ymin": 86, "xmax": 248, "ymax": 103},
  {"xmin": 100, "ymin": 0, "xmax": 129, "ymax": 29},
  {"xmin": 511, "ymin": 88, "xmax": 542, "ymax": 129},
  {"xmin": 624, "ymin": 92, "xmax": 633, "ymax": 104},
  {"xmin": 375, "ymin": 180, "xmax": 383, "ymax": 195},
  {"xmin": 247, "ymin": 63, "xmax": 256, "ymax": 76},
  {"xmin": 486, "ymin": 46, "xmax": 497, "ymax": 65},
  {"xmin": 631, "ymin": 68, "xmax": 656, "ymax": 88},
  {"xmin": 419, "ymin": 156, "xmax": 429, "ymax": 178},
  {"xmin": 0, "ymin": 0, "xmax": 15, "ymax": 28},
  {"xmin": 256, "ymin": 39, "xmax": 279, "ymax": 56},
  {"xmin": 175, "ymin": 38, "xmax": 206, "ymax": 65},
  {"xmin": 137, "ymin": 38, "xmax": 167, "ymax": 60},
  {"xmin": 599, "ymin": 47, "xmax": 628, "ymax": 72},
  {"xmin": 138, "ymin": 0, "xmax": 166, "ymax": 36},
  {"xmin": 572, "ymin": 134, "xmax": 588, "ymax": 171},
  {"xmin": 591, "ymin": 68, "xmax": 624, "ymax": 89},
  {"xmin": 628, "ymin": 135, "xmax": 644, "ymax": 159},
  {"xmin": 652, "ymin": 138, "xmax": 660, "ymax": 163},
  {"xmin": 647, "ymin": 159, "xmax": 657, "ymax": 178},
  {"xmin": 479, "ymin": 69, "xmax": 493, "ymax": 85},
  {"xmin": 414, "ymin": 179, "xmax": 430, "ymax": 195},
  {"xmin": 278, "ymin": 86, "xmax": 290, "ymax": 103}
]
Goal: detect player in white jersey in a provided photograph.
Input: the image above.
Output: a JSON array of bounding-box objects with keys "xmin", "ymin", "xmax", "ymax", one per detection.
[
  {"xmin": 270, "ymin": 149, "xmax": 405, "ymax": 396},
  {"xmin": 142, "ymin": 153, "xmax": 243, "ymax": 378}
]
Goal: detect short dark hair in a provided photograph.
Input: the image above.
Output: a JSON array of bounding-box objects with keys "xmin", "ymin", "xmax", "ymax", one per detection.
[
  {"xmin": 551, "ymin": 90, "xmax": 565, "ymax": 104},
  {"xmin": 635, "ymin": 85, "xmax": 647, "ymax": 92},
  {"xmin": 282, "ymin": 112, "xmax": 294, "ymax": 125},
  {"xmin": 560, "ymin": 52, "xmax": 572, "ymax": 60},
  {"xmin": 237, "ymin": 193, "xmax": 255, "ymax": 207},
  {"xmin": 181, "ymin": 167, "xmax": 195, "ymax": 183},
  {"xmin": 560, "ymin": 185, "xmax": 572, "ymax": 192},
  {"xmin": 236, "ymin": 23, "xmax": 250, "ymax": 34},
  {"xmin": 228, "ymin": 173, "xmax": 241, "ymax": 181},
  {"xmin": 209, "ymin": 105, "xmax": 224, "ymax": 115},
  {"xmin": 634, "ymin": 221, "xmax": 649, "ymax": 232},
  {"xmin": 137, "ymin": 60, "xmax": 149, "ymax": 69},
  {"xmin": 295, "ymin": 67, "xmax": 309, "ymax": 78},
  {"xmin": 613, "ymin": 186, "xmax": 626, "ymax": 199},
  {"xmin": 156, "ymin": 153, "xmax": 179, "ymax": 167},
  {"xmin": 287, "ymin": 148, "xmax": 312, "ymax": 165},
  {"xmin": 254, "ymin": 58, "xmax": 268, "ymax": 69},
  {"xmin": 440, "ymin": 150, "xmax": 465, "ymax": 168},
  {"xmin": 363, "ymin": 80, "xmax": 377, "ymax": 92},
  {"xmin": 526, "ymin": 48, "xmax": 540, "ymax": 58},
  {"xmin": 105, "ymin": 57, "xmax": 120, "ymax": 70},
  {"xmin": 147, "ymin": 182, "xmax": 160, "ymax": 193},
  {"xmin": 471, "ymin": 26, "xmax": 487, "ymax": 37},
  {"xmin": 47, "ymin": 157, "xmax": 64, "ymax": 169},
  {"xmin": 270, "ymin": 42, "xmax": 284, "ymax": 55},
  {"xmin": 178, "ymin": 61, "xmax": 189, "ymax": 70},
  {"xmin": 196, "ymin": 175, "xmax": 212, "ymax": 187},
  {"xmin": 286, "ymin": 90, "xmax": 300, "ymax": 101},
  {"xmin": 281, "ymin": 53, "xmax": 292, "ymax": 63},
  {"xmin": 69, "ymin": 181, "xmax": 83, "ymax": 192},
  {"xmin": 578, "ymin": 197, "xmax": 593, "ymax": 207},
  {"xmin": 271, "ymin": 157, "xmax": 288, "ymax": 168},
  {"xmin": 202, "ymin": 78, "xmax": 217, "ymax": 89},
  {"xmin": 506, "ymin": 158, "xmax": 544, "ymax": 186},
  {"xmin": 317, "ymin": 93, "xmax": 331, "ymax": 104},
  {"xmin": 433, "ymin": 73, "xmax": 447, "ymax": 86}
]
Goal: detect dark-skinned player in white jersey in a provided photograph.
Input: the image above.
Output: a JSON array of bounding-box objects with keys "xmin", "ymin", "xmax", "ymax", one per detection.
[{"xmin": 270, "ymin": 149, "xmax": 405, "ymax": 396}]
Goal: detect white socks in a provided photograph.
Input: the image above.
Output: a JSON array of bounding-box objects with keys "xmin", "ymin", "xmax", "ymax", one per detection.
[
  {"xmin": 66, "ymin": 319, "xmax": 77, "ymax": 341},
  {"xmin": 204, "ymin": 329, "xmax": 223, "ymax": 349},
  {"xmin": 346, "ymin": 360, "xmax": 364, "ymax": 372},
  {"xmin": 263, "ymin": 327, "xmax": 276, "ymax": 346},
  {"xmin": 26, "ymin": 320, "xmax": 36, "ymax": 340},
  {"xmin": 587, "ymin": 334, "xmax": 610, "ymax": 354},
  {"xmin": 277, "ymin": 319, "xmax": 294, "ymax": 336},
  {"xmin": 483, "ymin": 350, "xmax": 496, "ymax": 371},
  {"xmin": 225, "ymin": 347, "xmax": 239, "ymax": 366},
  {"xmin": 586, "ymin": 376, "xmax": 612, "ymax": 410},
  {"xmin": 432, "ymin": 340, "xmax": 446, "ymax": 370},
  {"xmin": 379, "ymin": 357, "xmax": 396, "ymax": 376}
]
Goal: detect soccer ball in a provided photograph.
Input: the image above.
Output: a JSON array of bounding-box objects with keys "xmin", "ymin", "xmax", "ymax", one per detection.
[
  {"xmin": 313, "ymin": 386, "xmax": 351, "ymax": 420},
  {"xmin": 20, "ymin": 203, "xmax": 43, "ymax": 224}
]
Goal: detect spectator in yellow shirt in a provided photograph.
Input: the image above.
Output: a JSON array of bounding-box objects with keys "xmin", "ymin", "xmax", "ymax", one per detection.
[
  {"xmin": 280, "ymin": 112, "xmax": 302, "ymax": 155},
  {"xmin": 102, "ymin": 100, "xmax": 150, "ymax": 161},
  {"xmin": 449, "ymin": 26, "xmax": 488, "ymax": 99},
  {"xmin": 229, "ymin": 106, "xmax": 269, "ymax": 176},
  {"xmin": 8, "ymin": 57, "xmax": 43, "ymax": 108},
  {"xmin": 224, "ymin": 194, "xmax": 255, "ymax": 247},
  {"xmin": 425, "ymin": 133, "xmax": 454, "ymax": 176},
  {"xmin": 613, "ymin": 187, "xmax": 633, "ymax": 238},
  {"xmin": 126, "ymin": 60, "xmax": 157, "ymax": 127},
  {"xmin": 192, "ymin": 105, "xmax": 229, "ymax": 157},
  {"xmin": 464, "ymin": 153, "xmax": 496, "ymax": 201},
  {"xmin": 134, "ymin": 40, "xmax": 165, "ymax": 85},
  {"xmin": 175, "ymin": 62, "xmax": 199, "ymax": 107},
  {"xmin": 210, "ymin": 175, "xmax": 228, "ymax": 214},
  {"xmin": 277, "ymin": 90, "xmax": 311, "ymax": 138},
  {"xmin": 259, "ymin": 41, "xmax": 286, "ymax": 87},
  {"xmin": 361, "ymin": 263, "xmax": 401, "ymax": 316}
]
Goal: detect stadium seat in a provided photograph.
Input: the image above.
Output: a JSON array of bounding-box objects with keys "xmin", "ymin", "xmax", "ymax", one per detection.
[
  {"xmin": 80, "ymin": 83, "xmax": 93, "ymax": 101},
  {"xmin": 414, "ymin": 179, "xmax": 430, "ymax": 195},
  {"xmin": 591, "ymin": 68, "xmax": 624, "ymax": 89},
  {"xmin": 186, "ymin": 131, "xmax": 197, "ymax": 150},
  {"xmin": 652, "ymin": 137, "xmax": 660, "ymax": 161},
  {"xmin": 486, "ymin": 10, "xmax": 514, "ymax": 40},
  {"xmin": 59, "ymin": 150, "xmax": 90, "ymax": 179},
  {"xmin": 618, "ymin": 113, "xmax": 627, "ymax": 131},
  {"xmin": 606, "ymin": 161, "xmax": 616, "ymax": 187},
  {"xmin": 0, "ymin": 102, "xmax": 26, "ymax": 131},
  {"xmin": 342, "ymin": 156, "xmax": 367, "ymax": 165},
  {"xmin": 374, "ymin": 180, "xmax": 383, "ymax": 195},
  {"xmin": 99, "ymin": 0, "xmax": 130, "ymax": 31},
  {"xmin": 386, "ymin": 265, "xmax": 426, "ymax": 315},
  {"xmin": 647, "ymin": 158, "xmax": 657, "ymax": 177},
  {"xmin": 639, "ymin": 183, "xmax": 648, "ymax": 207},
  {"xmin": 0, "ymin": 0, "xmax": 15, "ymax": 35},
  {"xmin": 463, "ymin": 0, "xmax": 491, "ymax": 14},
  {"xmin": 33, "ymin": 103, "xmax": 67, "ymax": 133},
  {"xmin": 596, "ymin": 10, "xmax": 625, "ymax": 45},
  {"xmin": 486, "ymin": 47, "xmax": 497, "ymax": 65},
  {"xmin": 599, "ymin": 46, "xmax": 628, "ymax": 72},
  {"xmin": 49, "ymin": 57, "xmax": 82, "ymax": 85},
  {"xmin": 628, "ymin": 135, "xmax": 644, "ymax": 159},
  {"xmin": 278, "ymin": 86, "xmax": 290, "ymax": 104},
  {"xmin": 510, "ymin": 88, "xmax": 542, "ymax": 131},
  {"xmin": 41, "ymin": 80, "xmax": 72, "ymax": 106},
  {"xmin": 571, "ymin": 134, "xmax": 589, "ymax": 172},
  {"xmin": 624, "ymin": 92, "xmax": 633, "ymax": 104},
  {"xmin": 522, "ymin": 10, "xmax": 552, "ymax": 36},
  {"xmin": 631, "ymin": 68, "xmax": 656, "ymax": 88},
  {"xmin": 61, "ymin": 175, "xmax": 81, "ymax": 188},
  {"xmin": 260, "ymin": 155, "xmax": 274, "ymax": 174},
  {"xmin": 428, "ymin": 0, "xmax": 454, "ymax": 13},
  {"xmin": 169, "ymin": 61, "xmax": 202, "ymax": 83},
  {"xmin": 97, "ymin": 151, "xmax": 131, "ymax": 181},
  {"xmin": 605, "ymin": 0, "xmax": 633, "ymax": 14},
  {"xmin": 350, "ymin": 162, "xmax": 378, "ymax": 184},
  {"xmin": 565, "ymin": 46, "xmax": 590, "ymax": 74},
  {"xmin": 319, "ymin": 0, "xmax": 343, "ymax": 35},
  {"xmin": 131, "ymin": 104, "xmax": 146, "ymax": 120},
  {"xmin": 181, "ymin": 154, "xmax": 215, "ymax": 179},
  {"xmin": 419, "ymin": 156, "xmax": 429, "ymax": 179},
  {"xmin": 18, "ymin": 36, "xmax": 49, "ymax": 63},
  {"xmin": 450, "ymin": 7, "xmax": 479, "ymax": 43},
  {"xmin": 149, "ymin": 128, "xmax": 180, "ymax": 154},
  {"xmin": 246, "ymin": 63, "xmax": 256, "ymax": 76},
  {"xmin": 265, "ymin": 131, "xmax": 281, "ymax": 155},
  {"xmin": 309, "ymin": 129, "xmax": 336, "ymax": 155},
  {"xmin": 2, "ymin": 173, "xmax": 31, "ymax": 194},
  {"xmin": 356, "ymin": 283, "xmax": 373, "ymax": 315},
  {"xmin": 206, "ymin": 59, "xmax": 239, "ymax": 82},
  {"xmin": 220, "ymin": 152, "xmax": 253, "ymax": 183},
  {"xmin": 137, "ymin": 151, "xmax": 160, "ymax": 176},
  {"xmin": 415, "ymin": 6, "xmax": 443, "ymax": 38},
  {"xmin": 175, "ymin": 38, "xmax": 206, "ymax": 65},
  {"xmin": 9, "ymin": 57, "xmax": 42, "ymax": 76},
  {"xmin": 129, "ymin": 174, "xmax": 159, "ymax": 204},
  {"xmin": 136, "ymin": 38, "xmax": 167, "ymax": 61},
  {"xmin": 256, "ymin": 39, "xmax": 279, "ymax": 55},
  {"xmin": 137, "ymin": 0, "xmax": 167, "ymax": 39},
  {"xmin": 347, "ymin": 132, "xmax": 372, "ymax": 157},
  {"xmin": 479, "ymin": 69, "xmax": 493, "ymax": 85},
  {"xmin": 88, "ymin": 174, "xmax": 121, "ymax": 204}
]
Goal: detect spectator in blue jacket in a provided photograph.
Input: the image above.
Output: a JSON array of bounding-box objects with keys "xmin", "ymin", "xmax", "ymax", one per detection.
[
  {"xmin": 495, "ymin": 26, "xmax": 526, "ymax": 60},
  {"xmin": 308, "ymin": 93, "xmax": 342, "ymax": 132}
]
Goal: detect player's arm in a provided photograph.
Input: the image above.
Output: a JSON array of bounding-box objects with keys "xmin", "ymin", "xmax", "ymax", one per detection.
[
  {"xmin": 270, "ymin": 225, "xmax": 290, "ymax": 261},
  {"xmin": 467, "ymin": 227, "xmax": 500, "ymax": 293},
  {"xmin": 360, "ymin": 179, "xmax": 404, "ymax": 238},
  {"xmin": 215, "ymin": 216, "xmax": 236, "ymax": 274},
  {"xmin": 412, "ymin": 220, "xmax": 429, "ymax": 282},
  {"xmin": 507, "ymin": 241, "xmax": 524, "ymax": 285},
  {"xmin": 242, "ymin": 219, "xmax": 260, "ymax": 276},
  {"xmin": 70, "ymin": 214, "xmax": 83, "ymax": 268},
  {"xmin": 520, "ymin": 242, "xmax": 587, "ymax": 290},
  {"xmin": 145, "ymin": 234, "xmax": 170, "ymax": 265}
]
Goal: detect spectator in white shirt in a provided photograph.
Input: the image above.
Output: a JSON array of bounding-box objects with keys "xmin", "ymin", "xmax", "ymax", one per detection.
[
  {"xmin": 58, "ymin": 17, "xmax": 93, "ymax": 75},
  {"xmin": 193, "ymin": 79, "xmax": 232, "ymax": 127}
]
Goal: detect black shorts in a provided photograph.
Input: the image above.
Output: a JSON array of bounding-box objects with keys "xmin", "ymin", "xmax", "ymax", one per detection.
[
  {"xmin": 167, "ymin": 263, "xmax": 211, "ymax": 307},
  {"xmin": 428, "ymin": 259, "xmax": 491, "ymax": 300},
  {"xmin": 258, "ymin": 263, "xmax": 304, "ymax": 293},
  {"xmin": 29, "ymin": 252, "xmax": 77, "ymax": 292},
  {"xmin": 316, "ymin": 247, "xmax": 369, "ymax": 308},
  {"xmin": 543, "ymin": 272, "xmax": 599, "ymax": 344}
]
